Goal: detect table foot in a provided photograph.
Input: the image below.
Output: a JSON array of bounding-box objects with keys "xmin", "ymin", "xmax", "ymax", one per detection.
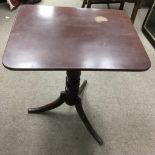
[
  {"xmin": 75, "ymin": 100, "xmax": 103, "ymax": 145},
  {"xmin": 79, "ymin": 80, "xmax": 87, "ymax": 95},
  {"xmin": 28, "ymin": 92, "xmax": 66, "ymax": 113}
]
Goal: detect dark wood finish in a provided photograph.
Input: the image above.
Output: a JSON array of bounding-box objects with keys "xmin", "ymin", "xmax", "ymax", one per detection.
[
  {"xmin": 28, "ymin": 70, "xmax": 103, "ymax": 145},
  {"xmin": 3, "ymin": 5, "xmax": 150, "ymax": 71},
  {"xmin": 2, "ymin": 5, "xmax": 151, "ymax": 145},
  {"xmin": 82, "ymin": 0, "xmax": 142, "ymax": 23},
  {"xmin": 120, "ymin": 2, "xmax": 125, "ymax": 10},
  {"xmin": 79, "ymin": 80, "xmax": 87, "ymax": 95},
  {"xmin": 131, "ymin": 0, "xmax": 142, "ymax": 22},
  {"xmin": 75, "ymin": 99, "xmax": 103, "ymax": 145},
  {"xmin": 28, "ymin": 91, "xmax": 66, "ymax": 113}
]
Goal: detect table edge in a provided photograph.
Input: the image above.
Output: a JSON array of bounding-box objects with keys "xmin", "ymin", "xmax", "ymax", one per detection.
[{"xmin": 2, "ymin": 60, "xmax": 151, "ymax": 72}]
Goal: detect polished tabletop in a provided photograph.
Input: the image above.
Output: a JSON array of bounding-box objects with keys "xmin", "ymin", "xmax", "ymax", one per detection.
[{"xmin": 3, "ymin": 5, "xmax": 151, "ymax": 71}]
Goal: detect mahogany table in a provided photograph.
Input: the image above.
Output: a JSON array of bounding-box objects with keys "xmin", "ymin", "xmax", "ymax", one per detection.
[{"xmin": 2, "ymin": 5, "xmax": 151, "ymax": 145}]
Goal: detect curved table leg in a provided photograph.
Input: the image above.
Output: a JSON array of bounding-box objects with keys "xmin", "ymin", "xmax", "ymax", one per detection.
[
  {"xmin": 79, "ymin": 80, "xmax": 87, "ymax": 95},
  {"xmin": 75, "ymin": 100, "xmax": 103, "ymax": 145},
  {"xmin": 28, "ymin": 71, "xmax": 103, "ymax": 145},
  {"xmin": 28, "ymin": 92, "xmax": 66, "ymax": 113}
]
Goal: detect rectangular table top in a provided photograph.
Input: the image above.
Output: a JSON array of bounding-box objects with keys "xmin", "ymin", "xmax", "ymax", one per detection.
[{"xmin": 3, "ymin": 5, "xmax": 151, "ymax": 71}]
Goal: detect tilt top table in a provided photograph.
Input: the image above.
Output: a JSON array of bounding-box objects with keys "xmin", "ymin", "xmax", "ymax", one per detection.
[{"xmin": 3, "ymin": 5, "xmax": 151, "ymax": 145}]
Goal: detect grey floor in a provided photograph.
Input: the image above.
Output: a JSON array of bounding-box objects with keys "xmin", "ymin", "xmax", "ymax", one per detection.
[{"xmin": 0, "ymin": 1, "xmax": 155, "ymax": 155}]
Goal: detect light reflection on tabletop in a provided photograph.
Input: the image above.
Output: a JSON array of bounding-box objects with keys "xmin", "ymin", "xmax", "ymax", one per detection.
[{"xmin": 38, "ymin": 6, "xmax": 54, "ymax": 19}]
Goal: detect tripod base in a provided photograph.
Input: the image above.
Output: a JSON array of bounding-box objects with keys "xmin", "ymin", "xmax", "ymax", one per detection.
[{"xmin": 28, "ymin": 71, "xmax": 103, "ymax": 145}]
